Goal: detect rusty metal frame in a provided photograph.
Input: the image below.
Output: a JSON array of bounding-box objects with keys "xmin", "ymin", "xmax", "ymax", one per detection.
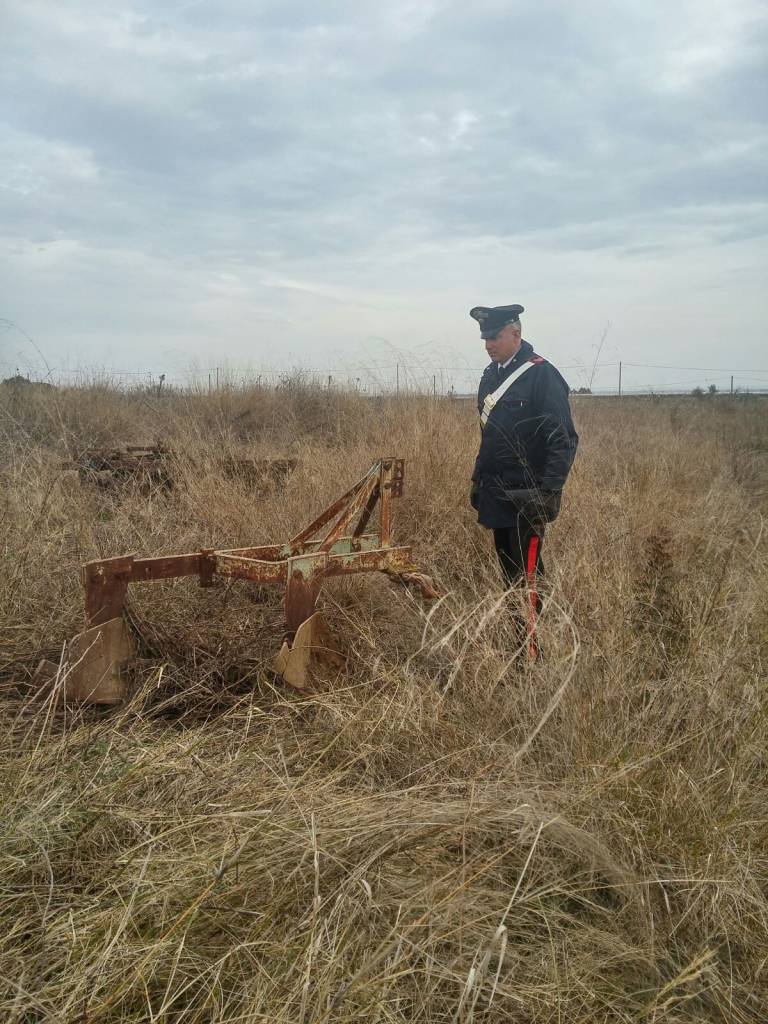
[
  {"xmin": 71, "ymin": 444, "xmax": 173, "ymax": 488},
  {"xmin": 68, "ymin": 445, "xmax": 297, "ymax": 490},
  {"xmin": 81, "ymin": 458, "xmax": 426, "ymax": 643}
]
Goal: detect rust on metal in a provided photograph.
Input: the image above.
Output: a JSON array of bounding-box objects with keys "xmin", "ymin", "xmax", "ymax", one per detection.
[
  {"xmin": 131, "ymin": 553, "xmax": 202, "ymax": 581},
  {"xmin": 66, "ymin": 445, "xmax": 295, "ymax": 493},
  {"xmin": 288, "ymin": 464, "xmax": 378, "ymax": 548},
  {"xmin": 318, "ymin": 471, "xmax": 380, "ymax": 552},
  {"xmin": 284, "ymin": 553, "xmax": 328, "ymax": 635},
  {"xmin": 83, "ymin": 554, "xmax": 135, "ymax": 627},
  {"xmin": 390, "ymin": 459, "xmax": 405, "ymax": 497},
  {"xmin": 325, "ymin": 546, "xmax": 413, "ymax": 577},
  {"xmin": 352, "ymin": 484, "xmax": 380, "ymax": 538},
  {"xmin": 69, "ymin": 458, "xmax": 439, "ymax": 700},
  {"xmin": 214, "ymin": 553, "xmax": 288, "ymax": 584},
  {"xmin": 282, "ymin": 536, "xmax": 379, "ymax": 556},
  {"xmin": 65, "ymin": 617, "xmax": 134, "ymax": 704},
  {"xmin": 199, "ymin": 548, "xmax": 216, "ymax": 588},
  {"xmin": 379, "ymin": 460, "xmax": 394, "ymax": 547},
  {"xmin": 218, "ymin": 543, "xmax": 284, "ymax": 561},
  {"xmin": 72, "ymin": 444, "xmax": 174, "ymax": 491}
]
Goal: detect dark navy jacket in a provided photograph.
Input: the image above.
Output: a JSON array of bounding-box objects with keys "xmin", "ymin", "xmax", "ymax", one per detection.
[{"xmin": 473, "ymin": 340, "xmax": 578, "ymax": 528}]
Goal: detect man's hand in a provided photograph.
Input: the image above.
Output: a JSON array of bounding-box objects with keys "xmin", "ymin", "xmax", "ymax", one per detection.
[
  {"xmin": 469, "ymin": 480, "xmax": 480, "ymax": 511},
  {"xmin": 503, "ymin": 487, "xmax": 561, "ymax": 523},
  {"xmin": 537, "ymin": 489, "xmax": 562, "ymax": 523}
]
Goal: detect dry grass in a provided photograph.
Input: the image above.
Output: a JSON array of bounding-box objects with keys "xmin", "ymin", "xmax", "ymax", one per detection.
[{"xmin": 1, "ymin": 379, "xmax": 767, "ymax": 1022}]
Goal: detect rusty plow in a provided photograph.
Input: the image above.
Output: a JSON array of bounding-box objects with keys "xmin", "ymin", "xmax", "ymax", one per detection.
[{"xmin": 61, "ymin": 458, "xmax": 439, "ymax": 700}]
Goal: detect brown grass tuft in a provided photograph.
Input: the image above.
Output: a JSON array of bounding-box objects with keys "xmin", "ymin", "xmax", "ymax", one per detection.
[{"xmin": 1, "ymin": 382, "xmax": 767, "ymax": 1021}]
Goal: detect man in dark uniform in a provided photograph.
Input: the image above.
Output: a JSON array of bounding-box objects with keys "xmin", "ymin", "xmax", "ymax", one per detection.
[{"xmin": 469, "ymin": 304, "xmax": 578, "ymax": 645}]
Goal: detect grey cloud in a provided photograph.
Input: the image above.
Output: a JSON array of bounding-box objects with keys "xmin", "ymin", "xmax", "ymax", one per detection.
[
  {"xmin": 1, "ymin": 0, "xmax": 766, "ymax": 379},
  {"xmin": 7, "ymin": 2, "xmax": 766, "ymax": 252}
]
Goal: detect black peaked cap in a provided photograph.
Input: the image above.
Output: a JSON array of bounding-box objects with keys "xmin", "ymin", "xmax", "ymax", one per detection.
[{"xmin": 469, "ymin": 304, "xmax": 525, "ymax": 338}]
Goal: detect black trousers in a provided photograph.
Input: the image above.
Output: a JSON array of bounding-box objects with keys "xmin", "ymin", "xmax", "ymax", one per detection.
[{"xmin": 493, "ymin": 519, "xmax": 545, "ymax": 615}]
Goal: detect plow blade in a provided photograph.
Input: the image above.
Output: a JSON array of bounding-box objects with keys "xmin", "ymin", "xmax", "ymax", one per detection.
[
  {"xmin": 273, "ymin": 612, "xmax": 346, "ymax": 690},
  {"xmin": 65, "ymin": 617, "xmax": 133, "ymax": 704}
]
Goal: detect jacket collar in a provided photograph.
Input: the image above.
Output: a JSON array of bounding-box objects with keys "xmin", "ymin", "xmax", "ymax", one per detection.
[{"xmin": 493, "ymin": 339, "xmax": 534, "ymax": 375}]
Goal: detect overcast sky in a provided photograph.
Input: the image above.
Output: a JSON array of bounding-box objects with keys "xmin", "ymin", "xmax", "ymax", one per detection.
[{"xmin": 2, "ymin": 0, "xmax": 767, "ymax": 392}]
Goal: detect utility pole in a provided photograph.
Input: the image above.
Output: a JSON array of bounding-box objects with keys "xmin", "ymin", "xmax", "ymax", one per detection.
[
  {"xmin": 327, "ymin": 374, "xmax": 332, "ymax": 391},
  {"xmin": 730, "ymin": 375, "xmax": 734, "ymax": 397},
  {"xmin": 618, "ymin": 361, "xmax": 622, "ymax": 398},
  {"xmin": 432, "ymin": 374, "xmax": 436, "ymax": 398},
  {"xmin": 215, "ymin": 366, "xmax": 219, "ymax": 391}
]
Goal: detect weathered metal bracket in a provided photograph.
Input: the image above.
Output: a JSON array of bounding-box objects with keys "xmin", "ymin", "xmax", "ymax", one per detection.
[{"xmin": 64, "ymin": 458, "xmax": 438, "ymax": 701}]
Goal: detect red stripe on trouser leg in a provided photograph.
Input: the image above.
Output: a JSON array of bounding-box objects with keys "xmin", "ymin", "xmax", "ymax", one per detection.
[{"xmin": 526, "ymin": 535, "xmax": 540, "ymax": 658}]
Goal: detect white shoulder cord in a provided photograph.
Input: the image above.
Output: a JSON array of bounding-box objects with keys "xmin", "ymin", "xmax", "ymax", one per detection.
[{"xmin": 480, "ymin": 359, "xmax": 540, "ymax": 427}]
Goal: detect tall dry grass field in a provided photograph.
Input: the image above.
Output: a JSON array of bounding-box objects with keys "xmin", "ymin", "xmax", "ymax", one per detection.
[{"xmin": 1, "ymin": 379, "xmax": 767, "ymax": 1022}]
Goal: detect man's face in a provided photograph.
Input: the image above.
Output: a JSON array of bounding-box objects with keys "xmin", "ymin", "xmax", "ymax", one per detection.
[{"xmin": 484, "ymin": 323, "xmax": 522, "ymax": 364}]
